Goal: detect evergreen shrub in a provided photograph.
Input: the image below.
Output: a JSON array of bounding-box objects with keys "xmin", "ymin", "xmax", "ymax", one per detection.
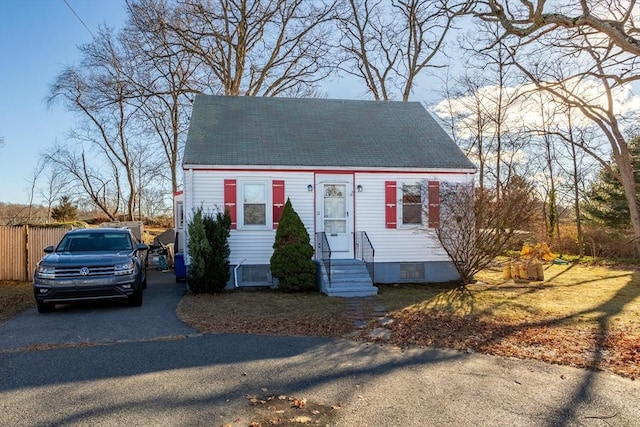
[
  {"xmin": 270, "ymin": 198, "xmax": 317, "ymax": 292},
  {"xmin": 187, "ymin": 207, "xmax": 231, "ymax": 293}
]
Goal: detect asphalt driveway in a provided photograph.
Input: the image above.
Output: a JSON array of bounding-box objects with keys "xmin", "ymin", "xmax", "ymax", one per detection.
[
  {"xmin": 0, "ymin": 270, "xmax": 195, "ymax": 351},
  {"xmin": 1, "ymin": 270, "xmax": 638, "ymax": 426}
]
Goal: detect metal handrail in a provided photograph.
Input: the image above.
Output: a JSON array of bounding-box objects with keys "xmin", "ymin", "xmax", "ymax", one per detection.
[
  {"xmin": 357, "ymin": 231, "xmax": 375, "ymax": 284},
  {"xmin": 316, "ymin": 232, "xmax": 331, "ymax": 286}
]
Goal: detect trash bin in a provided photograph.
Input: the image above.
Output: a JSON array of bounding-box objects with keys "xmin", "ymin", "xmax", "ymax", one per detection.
[{"xmin": 174, "ymin": 252, "xmax": 186, "ymax": 282}]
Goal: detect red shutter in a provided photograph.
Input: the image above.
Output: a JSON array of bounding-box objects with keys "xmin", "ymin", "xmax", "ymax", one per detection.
[
  {"xmin": 428, "ymin": 181, "xmax": 440, "ymax": 228},
  {"xmin": 224, "ymin": 179, "xmax": 237, "ymax": 229},
  {"xmin": 272, "ymin": 180, "xmax": 285, "ymax": 229},
  {"xmin": 385, "ymin": 181, "xmax": 397, "ymax": 229}
]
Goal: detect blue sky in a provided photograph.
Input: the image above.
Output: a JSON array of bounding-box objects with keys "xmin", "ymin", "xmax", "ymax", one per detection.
[
  {"xmin": 0, "ymin": 0, "xmax": 370, "ymax": 206},
  {"xmin": 0, "ymin": 0, "xmax": 129, "ymax": 204}
]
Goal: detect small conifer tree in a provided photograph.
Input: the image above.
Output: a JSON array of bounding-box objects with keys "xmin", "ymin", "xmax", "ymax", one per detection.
[
  {"xmin": 270, "ymin": 198, "xmax": 316, "ymax": 292},
  {"xmin": 583, "ymin": 135, "xmax": 640, "ymax": 229},
  {"xmin": 51, "ymin": 196, "xmax": 78, "ymax": 222},
  {"xmin": 187, "ymin": 207, "xmax": 211, "ymax": 293},
  {"xmin": 203, "ymin": 211, "xmax": 231, "ymax": 292}
]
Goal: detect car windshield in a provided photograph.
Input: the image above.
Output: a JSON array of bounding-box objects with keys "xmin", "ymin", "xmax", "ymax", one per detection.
[{"xmin": 57, "ymin": 233, "xmax": 133, "ymax": 252}]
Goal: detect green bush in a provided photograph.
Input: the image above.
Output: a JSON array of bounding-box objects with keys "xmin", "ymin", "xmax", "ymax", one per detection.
[
  {"xmin": 202, "ymin": 211, "xmax": 231, "ymax": 292},
  {"xmin": 187, "ymin": 207, "xmax": 231, "ymax": 293},
  {"xmin": 270, "ymin": 198, "xmax": 316, "ymax": 292}
]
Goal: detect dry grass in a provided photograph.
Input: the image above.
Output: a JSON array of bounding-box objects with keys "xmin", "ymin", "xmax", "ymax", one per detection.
[
  {"xmin": 374, "ymin": 263, "xmax": 640, "ymax": 379},
  {"xmin": 0, "ymin": 280, "xmax": 34, "ymax": 324},
  {"xmin": 2, "ymin": 263, "xmax": 638, "ymax": 379},
  {"xmin": 178, "ymin": 262, "xmax": 640, "ymax": 380},
  {"xmin": 178, "ymin": 289, "xmax": 353, "ymax": 337}
]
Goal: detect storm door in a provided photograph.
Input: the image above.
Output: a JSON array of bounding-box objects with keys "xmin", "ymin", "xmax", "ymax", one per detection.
[{"xmin": 322, "ymin": 183, "xmax": 350, "ymax": 254}]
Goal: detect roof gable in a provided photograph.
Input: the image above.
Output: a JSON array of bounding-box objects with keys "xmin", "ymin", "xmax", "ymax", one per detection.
[{"xmin": 183, "ymin": 95, "xmax": 475, "ymax": 170}]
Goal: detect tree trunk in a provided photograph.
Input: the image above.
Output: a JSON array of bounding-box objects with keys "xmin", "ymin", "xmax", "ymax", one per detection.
[
  {"xmin": 569, "ymin": 125, "xmax": 584, "ymax": 258},
  {"xmin": 615, "ymin": 150, "xmax": 640, "ymax": 256}
]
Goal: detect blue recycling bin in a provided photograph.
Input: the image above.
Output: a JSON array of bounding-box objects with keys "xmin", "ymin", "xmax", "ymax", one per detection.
[{"xmin": 174, "ymin": 252, "xmax": 187, "ymax": 282}]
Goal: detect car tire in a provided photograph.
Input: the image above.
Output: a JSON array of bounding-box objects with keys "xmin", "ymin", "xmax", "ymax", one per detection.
[
  {"xmin": 129, "ymin": 289, "xmax": 143, "ymax": 307},
  {"xmin": 142, "ymin": 270, "xmax": 147, "ymax": 289},
  {"xmin": 37, "ymin": 301, "xmax": 55, "ymax": 313}
]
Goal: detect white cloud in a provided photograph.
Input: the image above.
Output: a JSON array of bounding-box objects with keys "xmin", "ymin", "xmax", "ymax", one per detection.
[{"xmin": 434, "ymin": 79, "xmax": 640, "ymax": 140}]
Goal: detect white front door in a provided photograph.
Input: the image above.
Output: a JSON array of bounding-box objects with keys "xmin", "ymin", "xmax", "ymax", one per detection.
[{"xmin": 317, "ymin": 175, "xmax": 353, "ymax": 258}]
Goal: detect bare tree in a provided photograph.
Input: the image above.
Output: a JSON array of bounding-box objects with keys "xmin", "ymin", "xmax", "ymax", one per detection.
[
  {"xmin": 25, "ymin": 158, "xmax": 71, "ymax": 223},
  {"xmin": 159, "ymin": 0, "xmax": 336, "ymax": 97},
  {"xmin": 47, "ymin": 28, "xmax": 146, "ymax": 221},
  {"xmin": 472, "ymin": 0, "xmax": 640, "ymax": 56},
  {"xmin": 530, "ymin": 90, "xmax": 562, "ymax": 241},
  {"xmin": 435, "ymin": 71, "xmax": 532, "ymax": 199},
  {"xmin": 435, "ymin": 178, "xmax": 539, "ymax": 286},
  {"xmin": 43, "ymin": 144, "xmax": 122, "ymax": 220},
  {"xmin": 26, "ymin": 160, "xmax": 46, "ymax": 224},
  {"xmin": 467, "ymin": 0, "xmax": 640, "ymax": 255},
  {"xmin": 125, "ymin": 0, "xmax": 204, "ymax": 194},
  {"xmin": 336, "ymin": 0, "xmax": 471, "ymax": 100},
  {"xmin": 436, "ymin": 74, "xmax": 491, "ymax": 191}
]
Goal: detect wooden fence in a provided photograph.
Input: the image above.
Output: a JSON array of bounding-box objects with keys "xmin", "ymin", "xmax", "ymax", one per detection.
[{"xmin": 0, "ymin": 226, "xmax": 69, "ymax": 281}]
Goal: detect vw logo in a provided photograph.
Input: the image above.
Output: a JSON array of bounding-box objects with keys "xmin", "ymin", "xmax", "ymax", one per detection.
[{"xmin": 79, "ymin": 267, "xmax": 90, "ymax": 276}]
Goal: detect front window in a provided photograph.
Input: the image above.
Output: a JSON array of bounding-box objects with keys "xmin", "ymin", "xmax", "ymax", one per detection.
[
  {"xmin": 242, "ymin": 182, "xmax": 267, "ymax": 226},
  {"xmin": 402, "ymin": 184, "xmax": 422, "ymax": 225}
]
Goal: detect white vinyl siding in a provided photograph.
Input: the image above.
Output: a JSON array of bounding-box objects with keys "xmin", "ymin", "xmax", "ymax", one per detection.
[
  {"xmin": 354, "ymin": 172, "xmax": 471, "ymax": 263},
  {"xmin": 183, "ymin": 168, "xmax": 472, "ymax": 267},
  {"xmin": 185, "ymin": 170, "xmax": 315, "ymax": 265}
]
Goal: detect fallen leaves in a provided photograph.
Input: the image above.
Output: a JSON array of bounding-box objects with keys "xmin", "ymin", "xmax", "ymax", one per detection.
[
  {"xmin": 242, "ymin": 393, "xmax": 340, "ymax": 426},
  {"xmin": 176, "ymin": 266, "xmax": 640, "ymax": 381},
  {"xmin": 377, "ymin": 310, "xmax": 640, "ymax": 380}
]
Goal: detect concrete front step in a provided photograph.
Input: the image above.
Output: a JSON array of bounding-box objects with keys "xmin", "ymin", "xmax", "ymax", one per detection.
[
  {"xmin": 323, "ymin": 258, "xmax": 377, "ymax": 297},
  {"xmin": 325, "ymin": 286, "xmax": 378, "ymax": 297}
]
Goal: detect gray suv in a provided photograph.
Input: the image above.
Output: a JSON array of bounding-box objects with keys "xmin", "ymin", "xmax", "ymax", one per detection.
[{"xmin": 33, "ymin": 228, "xmax": 148, "ymax": 313}]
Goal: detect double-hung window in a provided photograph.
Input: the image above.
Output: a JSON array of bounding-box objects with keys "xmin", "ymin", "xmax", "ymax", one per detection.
[
  {"xmin": 242, "ymin": 182, "xmax": 267, "ymax": 226},
  {"xmin": 385, "ymin": 181, "xmax": 438, "ymax": 229},
  {"xmin": 402, "ymin": 184, "xmax": 423, "ymax": 225}
]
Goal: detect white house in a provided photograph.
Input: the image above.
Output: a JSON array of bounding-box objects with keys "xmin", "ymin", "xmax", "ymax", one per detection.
[{"xmin": 178, "ymin": 95, "xmax": 475, "ymax": 296}]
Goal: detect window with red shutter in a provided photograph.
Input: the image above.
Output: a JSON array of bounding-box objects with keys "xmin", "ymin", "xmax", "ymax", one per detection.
[
  {"xmin": 272, "ymin": 180, "xmax": 285, "ymax": 229},
  {"xmin": 224, "ymin": 179, "xmax": 237, "ymax": 229},
  {"xmin": 385, "ymin": 181, "xmax": 397, "ymax": 229},
  {"xmin": 428, "ymin": 181, "xmax": 440, "ymax": 228}
]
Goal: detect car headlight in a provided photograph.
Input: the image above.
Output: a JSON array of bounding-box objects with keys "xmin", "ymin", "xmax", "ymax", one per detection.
[
  {"xmin": 114, "ymin": 261, "xmax": 135, "ymax": 276},
  {"xmin": 37, "ymin": 265, "xmax": 56, "ymax": 279}
]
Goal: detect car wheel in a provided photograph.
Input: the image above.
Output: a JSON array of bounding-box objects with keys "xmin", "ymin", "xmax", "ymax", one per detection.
[
  {"xmin": 142, "ymin": 270, "xmax": 147, "ymax": 289},
  {"xmin": 37, "ymin": 301, "xmax": 55, "ymax": 313},
  {"xmin": 129, "ymin": 289, "xmax": 143, "ymax": 307}
]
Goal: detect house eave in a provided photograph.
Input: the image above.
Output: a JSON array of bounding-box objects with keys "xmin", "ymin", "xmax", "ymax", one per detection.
[{"xmin": 182, "ymin": 164, "xmax": 477, "ymax": 174}]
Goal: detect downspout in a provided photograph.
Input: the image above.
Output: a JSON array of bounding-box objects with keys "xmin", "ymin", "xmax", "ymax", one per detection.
[{"xmin": 234, "ymin": 258, "xmax": 246, "ymax": 288}]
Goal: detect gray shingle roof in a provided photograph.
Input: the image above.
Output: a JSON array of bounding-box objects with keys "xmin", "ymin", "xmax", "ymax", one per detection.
[{"xmin": 183, "ymin": 95, "xmax": 475, "ymax": 170}]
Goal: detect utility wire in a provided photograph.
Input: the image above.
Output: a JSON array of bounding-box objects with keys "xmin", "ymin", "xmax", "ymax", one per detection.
[{"xmin": 63, "ymin": 0, "xmax": 95, "ymax": 38}]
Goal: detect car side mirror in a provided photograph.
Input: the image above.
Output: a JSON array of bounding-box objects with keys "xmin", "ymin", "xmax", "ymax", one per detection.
[
  {"xmin": 43, "ymin": 245, "xmax": 55, "ymax": 253},
  {"xmin": 137, "ymin": 243, "xmax": 149, "ymax": 251}
]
